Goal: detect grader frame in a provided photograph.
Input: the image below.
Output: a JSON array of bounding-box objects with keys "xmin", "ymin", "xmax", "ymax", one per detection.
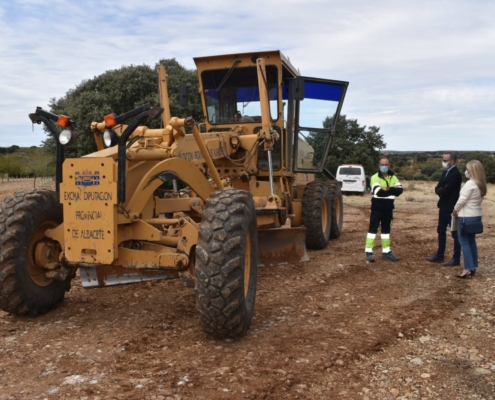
[{"xmin": 0, "ymin": 51, "xmax": 347, "ymax": 338}]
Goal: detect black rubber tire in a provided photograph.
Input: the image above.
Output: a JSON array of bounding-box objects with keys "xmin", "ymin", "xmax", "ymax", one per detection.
[
  {"xmin": 302, "ymin": 181, "xmax": 331, "ymax": 250},
  {"xmin": 0, "ymin": 190, "xmax": 72, "ymax": 316},
  {"xmin": 195, "ymin": 189, "xmax": 258, "ymax": 339},
  {"xmin": 326, "ymin": 180, "xmax": 344, "ymax": 239}
]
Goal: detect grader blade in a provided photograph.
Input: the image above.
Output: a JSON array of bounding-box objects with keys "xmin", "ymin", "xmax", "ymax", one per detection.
[{"xmin": 258, "ymin": 227, "xmax": 309, "ymax": 266}]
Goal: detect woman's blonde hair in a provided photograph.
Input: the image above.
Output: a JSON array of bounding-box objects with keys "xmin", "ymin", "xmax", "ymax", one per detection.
[{"xmin": 466, "ymin": 160, "xmax": 487, "ymax": 197}]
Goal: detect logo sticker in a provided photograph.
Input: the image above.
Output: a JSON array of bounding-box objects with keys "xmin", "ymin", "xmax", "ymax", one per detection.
[{"xmin": 75, "ymin": 170, "xmax": 100, "ymax": 186}]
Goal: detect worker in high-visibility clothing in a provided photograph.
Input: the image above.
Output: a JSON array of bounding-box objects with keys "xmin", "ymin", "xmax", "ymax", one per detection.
[{"xmin": 365, "ymin": 157, "xmax": 403, "ymax": 262}]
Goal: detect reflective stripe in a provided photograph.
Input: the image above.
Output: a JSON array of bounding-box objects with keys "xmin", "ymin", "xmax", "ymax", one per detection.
[
  {"xmin": 370, "ymin": 174, "xmax": 401, "ymax": 200},
  {"xmin": 366, "ymin": 233, "xmax": 376, "ymax": 239},
  {"xmin": 381, "ymin": 234, "xmax": 390, "ymax": 239},
  {"xmin": 382, "ymin": 235, "xmax": 391, "ymax": 252},
  {"xmin": 371, "ymin": 183, "xmax": 382, "ymax": 195},
  {"xmin": 365, "ymin": 236, "xmax": 375, "ymax": 251}
]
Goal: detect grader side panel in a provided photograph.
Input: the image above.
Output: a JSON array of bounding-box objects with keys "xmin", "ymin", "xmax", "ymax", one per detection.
[{"xmin": 60, "ymin": 158, "xmax": 118, "ymax": 265}]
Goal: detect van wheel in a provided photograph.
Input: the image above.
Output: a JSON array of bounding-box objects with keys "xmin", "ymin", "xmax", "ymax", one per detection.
[
  {"xmin": 302, "ymin": 182, "xmax": 331, "ymax": 249},
  {"xmin": 326, "ymin": 181, "xmax": 344, "ymax": 239},
  {"xmin": 0, "ymin": 190, "xmax": 72, "ymax": 316},
  {"xmin": 195, "ymin": 189, "xmax": 258, "ymax": 339}
]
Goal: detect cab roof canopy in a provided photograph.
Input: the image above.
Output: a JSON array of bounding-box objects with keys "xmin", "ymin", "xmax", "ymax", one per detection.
[{"xmin": 193, "ymin": 50, "xmax": 300, "ymax": 78}]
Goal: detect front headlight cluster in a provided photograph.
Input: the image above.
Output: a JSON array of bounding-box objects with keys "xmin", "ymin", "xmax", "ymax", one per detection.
[
  {"xmin": 103, "ymin": 129, "xmax": 119, "ymax": 147},
  {"xmin": 59, "ymin": 129, "xmax": 76, "ymax": 146},
  {"xmin": 57, "ymin": 114, "xmax": 76, "ymax": 146}
]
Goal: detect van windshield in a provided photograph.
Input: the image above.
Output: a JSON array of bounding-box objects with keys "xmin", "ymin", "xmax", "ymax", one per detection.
[{"xmin": 339, "ymin": 167, "xmax": 362, "ymax": 175}]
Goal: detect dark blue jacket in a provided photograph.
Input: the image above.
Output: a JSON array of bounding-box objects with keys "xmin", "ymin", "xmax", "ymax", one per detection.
[{"xmin": 435, "ymin": 165, "xmax": 462, "ymax": 212}]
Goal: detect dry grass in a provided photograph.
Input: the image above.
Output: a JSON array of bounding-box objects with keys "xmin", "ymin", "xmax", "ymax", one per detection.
[
  {"xmin": 346, "ymin": 180, "xmax": 495, "ymax": 225},
  {"xmin": 0, "ymin": 177, "xmax": 55, "ymax": 202}
]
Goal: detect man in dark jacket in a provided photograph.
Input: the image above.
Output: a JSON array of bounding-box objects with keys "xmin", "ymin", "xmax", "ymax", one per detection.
[{"xmin": 426, "ymin": 152, "xmax": 462, "ymax": 266}]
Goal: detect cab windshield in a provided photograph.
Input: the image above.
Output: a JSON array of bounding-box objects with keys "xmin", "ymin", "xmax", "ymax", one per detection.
[{"xmin": 201, "ymin": 65, "xmax": 279, "ymax": 124}]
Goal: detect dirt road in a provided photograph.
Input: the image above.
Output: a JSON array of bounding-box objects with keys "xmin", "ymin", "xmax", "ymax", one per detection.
[{"xmin": 1, "ymin": 185, "xmax": 494, "ymax": 399}]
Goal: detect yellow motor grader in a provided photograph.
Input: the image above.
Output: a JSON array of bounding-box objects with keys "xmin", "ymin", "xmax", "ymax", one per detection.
[{"xmin": 0, "ymin": 51, "xmax": 347, "ymax": 338}]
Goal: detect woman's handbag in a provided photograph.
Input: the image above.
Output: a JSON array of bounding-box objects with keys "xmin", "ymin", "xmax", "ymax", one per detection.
[{"xmin": 461, "ymin": 221, "xmax": 483, "ymax": 235}]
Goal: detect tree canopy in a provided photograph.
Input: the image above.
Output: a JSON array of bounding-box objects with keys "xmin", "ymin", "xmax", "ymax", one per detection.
[
  {"xmin": 307, "ymin": 115, "xmax": 386, "ymax": 180},
  {"xmin": 45, "ymin": 59, "xmax": 203, "ymax": 156}
]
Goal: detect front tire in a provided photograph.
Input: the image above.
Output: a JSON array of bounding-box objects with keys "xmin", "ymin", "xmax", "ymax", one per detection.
[
  {"xmin": 195, "ymin": 189, "xmax": 258, "ymax": 338},
  {"xmin": 0, "ymin": 190, "xmax": 72, "ymax": 316},
  {"xmin": 302, "ymin": 181, "xmax": 331, "ymax": 249}
]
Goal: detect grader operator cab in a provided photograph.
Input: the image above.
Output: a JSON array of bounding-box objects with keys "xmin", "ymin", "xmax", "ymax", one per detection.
[{"xmin": 0, "ymin": 51, "xmax": 347, "ymax": 338}]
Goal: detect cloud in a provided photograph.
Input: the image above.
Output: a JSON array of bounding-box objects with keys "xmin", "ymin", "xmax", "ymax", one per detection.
[{"xmin": 0, "ymin": 0, "xmax": 494, "ymax": 151}]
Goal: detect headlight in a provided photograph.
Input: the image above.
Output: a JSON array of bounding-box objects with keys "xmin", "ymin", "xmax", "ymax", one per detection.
[
  {"xmin": 59, "ymin": 129, "xmax": 76, "ymax": 146},
  {"xmin": 103, "ymin": 129, "xmax": 119, "ymax": 147}
]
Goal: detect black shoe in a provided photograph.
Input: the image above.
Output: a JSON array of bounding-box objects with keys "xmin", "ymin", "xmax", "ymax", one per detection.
[
  {"xmin": 382, "ymin": 252, "xmax": 401, "ymax": 261},
  {"xmin": 443, "ymin": 258, "xmax": 460, "ymax": 267},
  {"xmin": 366, "ymin": 252, "xmax": 376, "ymax": 263},
  {"xmin": 426, "ymin": 255, "xmax": 444, "ymax": 263},
  {"xmin": 456, "ymin": 270, "xmax": 475, "ymax": 279}
]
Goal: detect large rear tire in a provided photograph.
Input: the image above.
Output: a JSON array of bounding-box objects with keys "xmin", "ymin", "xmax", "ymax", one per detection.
[
  {"xmin": 326, "ymin": 180, "xmax": 344, "ymax": 239},
  {"xmin": 195, "ymin": 189, "xmax": 258, "ymax": 339},
  {"xmin": 0, "ymin": 190, "xmax": 72, "ymax": 316},
  {"xmin": 302, "ymin": 181, "xmax": 331, "ymax": 250}
]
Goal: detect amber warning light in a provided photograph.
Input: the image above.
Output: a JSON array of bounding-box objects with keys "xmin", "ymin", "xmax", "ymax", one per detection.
[
  {"xmin": 104, "ymin": 113, "xmax": 117, "ymax": 128},
  {"xmin": 57, "ymin": 115, "xmax": 70, "ymax": 127}
]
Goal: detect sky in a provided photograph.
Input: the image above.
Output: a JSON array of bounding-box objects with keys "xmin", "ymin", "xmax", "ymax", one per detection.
[{"xmin": 0, "ymin": 0, "xmax": 494, "ymax": 151}]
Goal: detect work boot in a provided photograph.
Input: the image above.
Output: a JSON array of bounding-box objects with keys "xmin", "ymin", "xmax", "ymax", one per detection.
[
  {"xmin": 366, "ymin": 252, "xmax": 376, "ymax": 263},
  {"xmin": 425, "ymin": 255, "xmax": 444, "ymax": 263},
  {"xmin": 382, "ymin": 252, "xmax": 401, "ymax": 261}
]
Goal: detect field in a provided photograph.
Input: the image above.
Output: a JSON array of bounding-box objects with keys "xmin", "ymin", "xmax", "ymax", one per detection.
[{"xmin": 1, "ymin": 179, "xmax": 494, "ymax": 399}]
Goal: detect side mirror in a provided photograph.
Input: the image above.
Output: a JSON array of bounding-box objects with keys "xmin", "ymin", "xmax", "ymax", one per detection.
[
  {"xmin": 289, "ymin": 77, "xmax": 305, "ymax": 101},
  {"xmin": 179, "ymin": 85, "xmax": 189, "ymax": 108}
]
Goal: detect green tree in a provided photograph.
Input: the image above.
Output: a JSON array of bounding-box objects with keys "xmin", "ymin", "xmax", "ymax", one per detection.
[
  {"xmin": 307, "ymin": 115, "xmax": 386, "ymax": 180},
  {"xmin": 45, "ymin": 59, "xmax": 203, "ymax": 156},
  {"xmin": 464, "ymin": 152, "xmax": 495, "ymax": 183},
  {"xmin": 17, "ymin": 148, "xmax": 56, "ymax": 187},
  {"xmin": 0, "ymin": 145, "xmax": 20, "ymax": 155},
  {"xmin": 0, "ymin": 154, "xmax": 24, "ymax": 176}
]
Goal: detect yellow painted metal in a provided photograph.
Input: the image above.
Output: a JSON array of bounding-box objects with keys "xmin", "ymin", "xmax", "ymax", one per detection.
[
  {"xmin": 115, "ymin": 247, "xmax": 188, "ymax": 269},
  {"xmin": 190, "ymin": 123, "xmax": 224, "ymax": 190},
  {"xmin": 157, "ymin": 65, "xmax": 171, "ymax": 125},
  {"xmin": 124, "ymin": 158, "xmax": 214, "ymax": 219},
  {"xmin": 256, "ymin": 57, "xmax": 274, "ymax": 152},
  {"xmin": 60, "ymin": 158, "xmax": 118, "ymax": 264},
  {"xmin": 321, "ymin": 196, "xmax": 329, "ymax": 233},
  {"xmin": 256, "ymin": 213, "xmax": 280, "ymax": 229},
  {"xmin": 244, "ymin": 233, "xmax": 252, "ymax": 298},
  {"xmin": 91, "ymin": 121, "xmax": 105, "ymax": 151},
  {"xmin": 29, "ymin": 220, "xmax": 60, "ymax": 286},
  {"xmin": 117, "ymin": 220, "xmax": 163, "ymax": 245},
  {"xmin": 291, "ymin": 200, "xmax": 302, "ymax": 227},
  {"xmin": 176, "ymin": 219, "xmax": 198, "ymax": 255},
  {"xmin": 154, "ymin": 197, "xmax": 204, "ymax": 215}
]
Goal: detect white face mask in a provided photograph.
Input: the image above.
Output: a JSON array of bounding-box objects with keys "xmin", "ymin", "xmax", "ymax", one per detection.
[
  {"xmin": 442, "ymin": 161, "xmax": 449, "ymax": 169},
  {"xmin": 465, "ymin": 170, "xmax": 470, "ymax": 179}
]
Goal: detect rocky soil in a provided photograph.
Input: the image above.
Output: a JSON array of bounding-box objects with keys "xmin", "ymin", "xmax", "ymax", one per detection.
[{"xmin": 0, "ymin": 183, "xmax": 494, "ymax": 399}]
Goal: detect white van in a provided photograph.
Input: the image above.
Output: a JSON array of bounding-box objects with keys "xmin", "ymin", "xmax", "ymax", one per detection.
[{"xmin": 336, "ymin": 164, "xmax": 367, "ymax": 195}]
